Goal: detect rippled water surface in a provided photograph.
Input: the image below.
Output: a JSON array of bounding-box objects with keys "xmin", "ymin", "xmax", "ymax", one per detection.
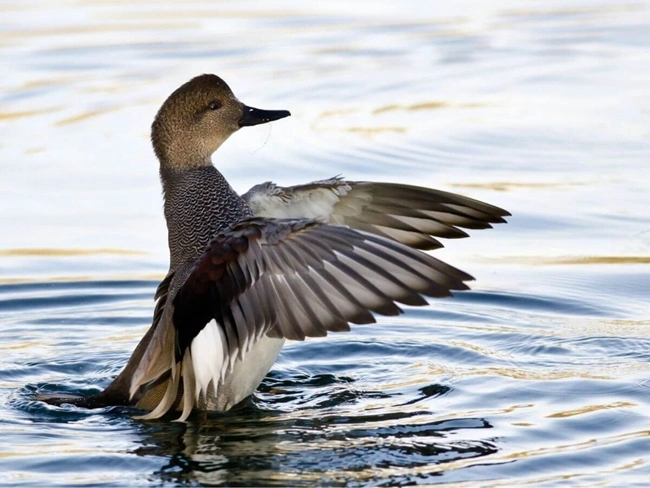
[{"xmin": 2, "ymin": 0, "xmax": 650, "ymax": 486}]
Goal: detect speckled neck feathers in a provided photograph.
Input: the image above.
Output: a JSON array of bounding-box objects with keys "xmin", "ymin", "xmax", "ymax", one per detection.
[{"xmin": 160, "ymin": 166, "xmax": 253, "ymax": 277}]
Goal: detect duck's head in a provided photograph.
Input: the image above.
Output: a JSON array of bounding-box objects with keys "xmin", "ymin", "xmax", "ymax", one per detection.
[{"xmin": 151, "ymin": 74, "xmax": 290, "ymax": 168}]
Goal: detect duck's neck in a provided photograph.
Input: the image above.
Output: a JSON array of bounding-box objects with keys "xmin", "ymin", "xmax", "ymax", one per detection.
[{"xmin": 160, "ymin": 164, "xmax": 252, "ymax": 272}]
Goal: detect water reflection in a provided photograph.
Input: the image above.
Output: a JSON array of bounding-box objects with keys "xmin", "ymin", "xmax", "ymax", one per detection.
[{"xmin": 136, "ymin": 393, "xmax": 497, "ymax": 486}]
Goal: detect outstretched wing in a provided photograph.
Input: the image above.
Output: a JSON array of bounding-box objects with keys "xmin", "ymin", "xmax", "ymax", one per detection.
[
  {"xmin": 135, "ymin": 217, "xmax": 472, "ymax": 420},
  {"xmin": 241, "ymin": 177, "xmax": 510, "ymax": 250}
]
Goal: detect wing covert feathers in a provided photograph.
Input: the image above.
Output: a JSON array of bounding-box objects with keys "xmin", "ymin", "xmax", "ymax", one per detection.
[{"xmin": 242, "ymin": 177, "xmax": 510, "ymax": 249}]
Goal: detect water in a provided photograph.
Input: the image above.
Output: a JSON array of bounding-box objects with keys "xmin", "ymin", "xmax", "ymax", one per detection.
[{"xmin": 1, "ymin": 0, "xmax": 650, "ymax": 485}]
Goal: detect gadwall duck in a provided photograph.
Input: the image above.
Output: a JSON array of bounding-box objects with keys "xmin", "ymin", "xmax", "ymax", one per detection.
[{"xmin": 38, "ymin": 74, "xmax": 510, "ymax": 420}]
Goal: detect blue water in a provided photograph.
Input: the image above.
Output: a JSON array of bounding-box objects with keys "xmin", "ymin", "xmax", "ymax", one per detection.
[{"xmin": 1, "ymin": 0, "xmax": 650, "ymax": 486}]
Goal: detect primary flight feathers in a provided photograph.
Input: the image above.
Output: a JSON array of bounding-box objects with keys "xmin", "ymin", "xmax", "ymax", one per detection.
[{"xmin": 243, "ymin": 177, "xmax": 509, "ymax": 250}]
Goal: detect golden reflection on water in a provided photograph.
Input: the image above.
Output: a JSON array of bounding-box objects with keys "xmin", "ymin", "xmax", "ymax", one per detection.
[
  {"xmin": 448, "ymin": 339, "xmax": 512, "ymax": 361},
  {"xmin": 0, "ymin": 248, "xmax": 146, "ymax": 257},
  {"xmin": 546, "ymin": 256, "xmax": 650, "ymax": 265},
  {"xmin": 319, "ymin": 108, "xmax": 359, "ymax": 118},
  {"xmin": 12, "ymin": 77, "xmax": 78, "ymax": 91},
  {"xmin": 0, "ymin": 276, "xmax": 98, "ymax": 285},
  {"xmin": 428, "ymin": 364, "xmax": 613, "ymax": 381},
  {"xmin": 434, "ymin": 458, "xmax": 647, "ymax": 488},
  {"xmin": 546, "ymin": 401, "xmax": 637, "ymax": 419},
  {"xmin": 344, "ymin": 126, "xmax": 407, "ymax": 134},
  {"xmin": 0, "ymin": 108, "xmax": 62, "ymax": 121},
  {"xmin": 496, "ymin": 429, "xmax": 650, "ymax": 469},
  {"xmin": 490, "ymin": 255, "xmax": 650, "ymax": 265},
  {"xmin": 55, "ymin": 107, "xmax": 124, "ymax": 126},
  {"xmin": 505, "ymin": 4, "xmax": 648, "ymax": 18},
  {"xmin": 373, "ymin": 101, "xmax": 486, "ymax": 114},
  {"xmin": 0, "ymin": 444, "xmax": 117, "ymax": 460},
  {"xmin": 0, "ymin": 340, "xmax": 47, "ymax": 352},
  {"xmin": 451, "ymin": 181, "xmax": 585, "ymax": 192},
  {"xmin": 0, "ymin": 273, "xmax": 165, "ymax": 285},
  {"xmin": 0, "ymin": 23, "xmax": 196, "ymax": 39},
  {"xmin": 102, "ymin": 329, "xmax": 151, "ymax": 347}
]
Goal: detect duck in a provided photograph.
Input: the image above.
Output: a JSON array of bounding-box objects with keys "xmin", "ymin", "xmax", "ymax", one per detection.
[{"xmin": 37, "ymin": 74, "xmax": 510, "ymax": 421}]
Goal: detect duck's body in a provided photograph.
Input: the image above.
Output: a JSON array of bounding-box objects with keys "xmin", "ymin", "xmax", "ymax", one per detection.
[
  {"xmin": 38, "ymin": 74, "xmax": 509, "ymax": 420},
  {"xmin": 100, "ymin": 164, "xmax": 286, "ymax": 416}
]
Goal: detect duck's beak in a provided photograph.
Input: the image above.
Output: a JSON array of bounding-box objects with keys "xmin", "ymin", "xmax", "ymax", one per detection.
[{"xmin": 239, "ymin": 104, "xmax": 291, "ymax": 127}]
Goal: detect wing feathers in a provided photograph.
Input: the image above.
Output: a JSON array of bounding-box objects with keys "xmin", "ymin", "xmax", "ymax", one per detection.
[
  {"xmin": 141, "ymin": 196, "xmax": 502, "ymax": 419},
  {"xmin": 133, "ymin": 177, "xmax": 510, "ymax": 420},
  {"xmin": 173, "ymin": 218, "xmax": 473, "ymax": 349},
  {"xmin": 242, "ymin": 178, "xmax": 509, "ymax": 250}
]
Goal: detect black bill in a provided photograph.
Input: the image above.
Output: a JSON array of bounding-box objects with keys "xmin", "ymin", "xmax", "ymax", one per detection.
[{"xmin": 239, "ymin": 104, "xmax": 291, "ymax": 127}]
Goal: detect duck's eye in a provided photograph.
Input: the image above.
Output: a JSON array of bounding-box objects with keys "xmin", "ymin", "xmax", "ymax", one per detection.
[{"xmin": 208, "ymin": 101, "xmax": 221, "ymax": 110}]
